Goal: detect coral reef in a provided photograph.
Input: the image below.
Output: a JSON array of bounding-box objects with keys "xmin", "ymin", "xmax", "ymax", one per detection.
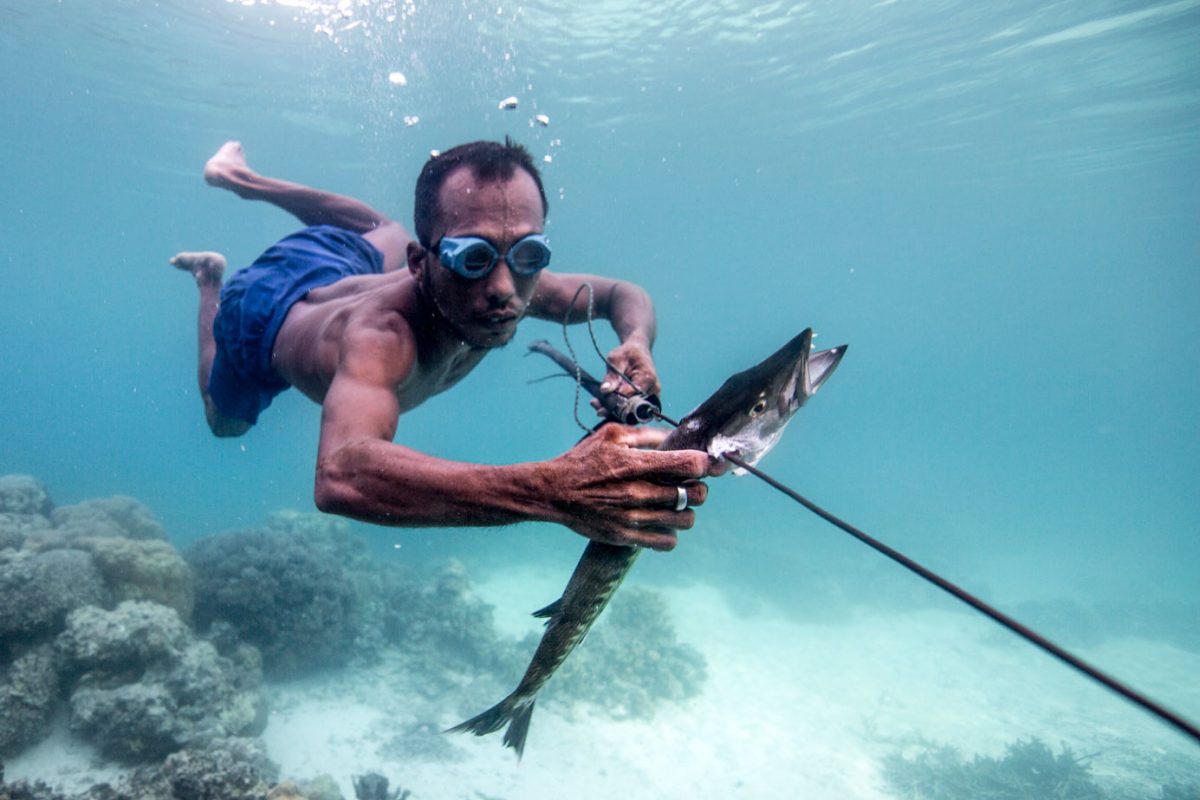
[
  {"xmin": 0, "ymin": 738, "xmax": 326, "ymax": 800},
  {"xmin": 65, "ymin": 537, "xmax": 194, "ymax": 621},
  {"xmin": 881, "ymin": 737, "xmax": 1104, "ymax": 800},
  {"xmin": 0, "ymin": 549, "xmax": 110, "ymax": 643},
  {"xmin": 0, "ymin": 522, "xmax": 26, "ymax": 553},
  {"xmin": 49, "ymin": 497, "xmax": 167, "ymax": 543},
  {"xmin": 0, "ymin": 476, "xmax": 205, "ymax": 763},
  {"xmin": 0, "ymin": 477, "xmax": 190, "ymax": 646},
  {"xmin": 262, "ymin": 511, "xmax": 370, "ymax": 572},
  {"xmin": 133, "ymin": 736, "xmax": 280, "ymax": 799},
  {"xmin": 0, "ymin": 644, "xmax": 62, "ymax": 756},
  {"xmin": 0, "ymin": 762, "xmax": 118, "ymax": 800},
  {"xmin": 0, "ymin": 476, "xmax": 53, "ymax": 517},
  {"xmin": 0, "ymin": 474, "xmax": 710, "ymax": 792},
  {"xmin": 186, "ymin": 525, "xmax": 359, "ymax": 679},
  {"xmin": 0, "ymin": 475, "xmax": 55, "ymax": 553},
  {"xmin": 373, "ymin": 560, "xmax": 517, "ymax": 676},
  {"xmin": 57, "ymin": 601, "xmax": 265, "ymax": 763},
  {"xmin": 543, "ymin": 586, "xmax": 707, "ymax": 720},
  {"xmin": 56, "ymin": 601, "xmax": 192, "ymax": 673}
]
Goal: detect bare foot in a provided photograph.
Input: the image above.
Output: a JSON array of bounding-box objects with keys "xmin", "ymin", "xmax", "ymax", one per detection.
[
  {"xmin": 171, "ymin": 251, "xmax": 227, "ymax": 288},
  {"xmin": 203, "ymin": 141, "xmax": 254, "ymax": 196}
]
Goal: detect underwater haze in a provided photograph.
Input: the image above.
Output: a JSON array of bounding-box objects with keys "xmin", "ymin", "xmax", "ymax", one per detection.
[{"xmin": 1, "ymin": 1, "xmax": 1199, "ymax": 798}]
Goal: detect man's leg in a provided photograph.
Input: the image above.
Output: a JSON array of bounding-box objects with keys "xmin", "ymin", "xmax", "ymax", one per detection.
[
  {"xmin": 170, "ymin": 252, "xmax": 251, "ymax": 438},
  {"xmin": 204, "ymin": 141, "xmax": 412, "ymax": 272}
]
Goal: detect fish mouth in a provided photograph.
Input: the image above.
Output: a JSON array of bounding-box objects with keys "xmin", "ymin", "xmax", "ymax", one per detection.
[
  {"xmin": 769, "ymin": 328, "xmax": 848, "ymax": 413},
  {"xmin": 765, "ymin": 329, "xmax": 813, "ymax": 415}
]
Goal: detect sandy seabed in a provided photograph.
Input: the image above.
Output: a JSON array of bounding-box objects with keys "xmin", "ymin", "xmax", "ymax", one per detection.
[{"xmin": 9, "ymin": 567, "xmax": 1200, "ymax": 799}]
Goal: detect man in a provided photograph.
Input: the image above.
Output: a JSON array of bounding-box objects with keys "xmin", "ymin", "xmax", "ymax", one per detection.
[{"xmin": 173, "ymin": 140, "xmax": 711, "ymax": 551}]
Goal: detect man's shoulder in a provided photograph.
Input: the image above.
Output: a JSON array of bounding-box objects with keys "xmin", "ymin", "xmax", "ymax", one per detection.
[
  {"xmin": 342, "ymin": 285, "xmax": 420, "ymax": 347},
  {"xmin": 280, "ymin": 275, "xmax": 419, "ymax": 375}
]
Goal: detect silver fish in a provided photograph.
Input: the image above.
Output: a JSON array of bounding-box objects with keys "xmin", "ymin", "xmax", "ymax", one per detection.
[{"xmin": 447, "ymin": 328, "xmax": 847, "ymax": 757}]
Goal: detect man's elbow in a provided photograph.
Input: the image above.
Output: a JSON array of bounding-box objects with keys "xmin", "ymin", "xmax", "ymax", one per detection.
[{"xmin": 313, "ymin": 461, "xmax": 359, "ymax": 516}]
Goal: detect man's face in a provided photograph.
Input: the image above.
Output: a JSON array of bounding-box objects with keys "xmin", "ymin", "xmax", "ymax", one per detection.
[{"xmin": 416, "ymin": 166, "xmax": 546, "ymax": 349}]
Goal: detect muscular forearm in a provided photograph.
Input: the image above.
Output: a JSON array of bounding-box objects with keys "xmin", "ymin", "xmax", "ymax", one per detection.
[
  {"xmin": 600, "ymin": 280, "xmax": 656, "ymax": 349},
  {"xmin": 313, "ymin": 426, "xmax": 712, "ymax": 550},
  {"xmin": 315, "ymin": 439, "xmax": 556, "ymax": 527}
]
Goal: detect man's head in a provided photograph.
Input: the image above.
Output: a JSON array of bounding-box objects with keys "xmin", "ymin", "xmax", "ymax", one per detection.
[
  {"xmin": 408, "ymin": 139, "xmax": 551, "ymax": 349},
  {"xmin": 414, "ymin": 138, "xmax": 549, "ymax": 249}
]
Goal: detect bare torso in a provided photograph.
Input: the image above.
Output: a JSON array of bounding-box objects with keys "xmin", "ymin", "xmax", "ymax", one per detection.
[{"xmin": 270, "ymin": 271, "xmax": 488, "ymax": 413}]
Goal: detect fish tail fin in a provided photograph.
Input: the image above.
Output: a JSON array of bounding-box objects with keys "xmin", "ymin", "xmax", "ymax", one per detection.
[
  {"xmin": 446, "ymin": 695, "xmax": 537, "ymax": 759},
  {"xmin": 502, "ymin": 699, "xmax": 536, "ymax": 759}
]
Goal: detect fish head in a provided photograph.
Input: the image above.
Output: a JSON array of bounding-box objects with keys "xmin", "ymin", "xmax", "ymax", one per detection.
[{"xmin": 668, "ymin": 329, "xmax": 846, "ymax": 470}]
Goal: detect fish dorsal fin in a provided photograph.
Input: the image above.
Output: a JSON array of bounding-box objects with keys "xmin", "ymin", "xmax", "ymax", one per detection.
[
  {"xmin": 532, "ymin": 598, "xmax": 563, "ymax": 621},
  {"xmin": 806, "ymin": 345, "xmax": 848, "ymax": 395}
]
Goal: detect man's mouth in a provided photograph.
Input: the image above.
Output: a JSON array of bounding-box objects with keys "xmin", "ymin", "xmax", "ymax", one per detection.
[{"xmin": 478, "ymin": 311, "xmax": 519, "ymax": 326}]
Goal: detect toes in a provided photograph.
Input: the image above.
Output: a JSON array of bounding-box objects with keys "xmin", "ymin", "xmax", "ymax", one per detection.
[{"xmin": 170, "ymin": 252, "xmax": 226, "ymax": 283}]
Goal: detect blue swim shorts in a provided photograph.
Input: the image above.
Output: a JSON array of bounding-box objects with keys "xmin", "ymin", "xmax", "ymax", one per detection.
[{"xmin": 208, "ymin": 225, "xmax": 384, "ymax": 424}]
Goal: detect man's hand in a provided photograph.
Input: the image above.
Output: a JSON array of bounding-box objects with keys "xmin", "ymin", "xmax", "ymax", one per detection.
[
  {"xmin": 542, "ymin": 424, "xmax": 709, "ymax": 551},
  {"xmin": 592, "ymin": 338, "xmax": 661, "ymax": 417}
]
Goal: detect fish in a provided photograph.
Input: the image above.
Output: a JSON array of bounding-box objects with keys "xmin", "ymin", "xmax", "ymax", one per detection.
[{"xmin": 446, "ymin": 328, "xmax": 847, "ymax": 757}]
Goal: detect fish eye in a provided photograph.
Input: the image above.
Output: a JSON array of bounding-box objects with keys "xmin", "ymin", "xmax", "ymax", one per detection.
[{"xmin": 750, "ymin": 399, "xmax": 768, "ymax": 417}]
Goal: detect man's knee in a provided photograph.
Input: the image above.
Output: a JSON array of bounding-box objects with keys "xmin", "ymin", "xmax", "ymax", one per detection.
[{"xmin": 204, "ymin": 400, "xmax": 251, "ymax": 438}]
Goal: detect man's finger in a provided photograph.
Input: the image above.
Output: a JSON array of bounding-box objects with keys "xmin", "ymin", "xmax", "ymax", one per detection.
[
  {"xmin": 600, "ymin": 423, "xmax": 668, "ymax": 449},
  {"xmin": 624, "ymin": 527, "xmax": 678, "ymax": 552},
  {"xmin": 633, "ymin": 484, "xmax": 706, "ymax": 510},
  {"xmin": 636, "ymin": 449, "xmax": 710, "ymax": 481}
]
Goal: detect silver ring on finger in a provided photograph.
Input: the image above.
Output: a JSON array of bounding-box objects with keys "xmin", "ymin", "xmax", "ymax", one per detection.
[{"xmin": 673, "ymin": 485, "xmax": 688, "ymax": 512}]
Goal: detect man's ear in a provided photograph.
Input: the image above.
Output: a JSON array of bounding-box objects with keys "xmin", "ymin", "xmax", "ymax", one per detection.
[{"xmin": 407, "ymin": 242, "xmax": 427, "ymax": 277}]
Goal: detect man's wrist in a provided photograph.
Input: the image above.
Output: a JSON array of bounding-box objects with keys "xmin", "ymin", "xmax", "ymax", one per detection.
[{"xmin": 620, "ymin": 332, "xmax": 652, "ymax": 350}]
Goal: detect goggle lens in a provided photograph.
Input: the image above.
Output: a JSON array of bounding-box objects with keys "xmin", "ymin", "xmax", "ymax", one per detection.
[
  {"xmin": 460, "ymin": 244, "xmax": 497, "ymax": 275},
  {"xmin": 508, "ymin": 238, "xmax": 552, "ymax": 273}
]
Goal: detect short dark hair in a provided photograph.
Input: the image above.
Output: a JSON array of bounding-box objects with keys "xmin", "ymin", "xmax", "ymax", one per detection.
[{"xmin": 413, "ymin": 137, "xmax": 549, "ymax": 248}]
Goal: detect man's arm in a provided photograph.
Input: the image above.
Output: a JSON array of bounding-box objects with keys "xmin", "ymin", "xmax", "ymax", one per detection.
[
  {"xmin": 530, "ymin": 271, "xmax": 661, "ymax": 398},
  {"xmin": 312, "ymin": 320, "xmax": 708, "ymax": 551}
]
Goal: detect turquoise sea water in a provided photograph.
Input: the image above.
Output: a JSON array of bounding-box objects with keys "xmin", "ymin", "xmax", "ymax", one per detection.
[{"xmin": 2, "ymin": 0, "xmax": 1199, "ymax": 794}]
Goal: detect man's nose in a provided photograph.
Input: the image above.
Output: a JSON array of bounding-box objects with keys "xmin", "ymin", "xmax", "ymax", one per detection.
[{"xmin": 483, "ymin": 260, "xmax": 516, "ymax": 305}]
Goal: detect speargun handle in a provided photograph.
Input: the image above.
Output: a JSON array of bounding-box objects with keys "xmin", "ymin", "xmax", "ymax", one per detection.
[{"xmin": 528, "ymin": 340, "xmax": 663, "ymax": 426}]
